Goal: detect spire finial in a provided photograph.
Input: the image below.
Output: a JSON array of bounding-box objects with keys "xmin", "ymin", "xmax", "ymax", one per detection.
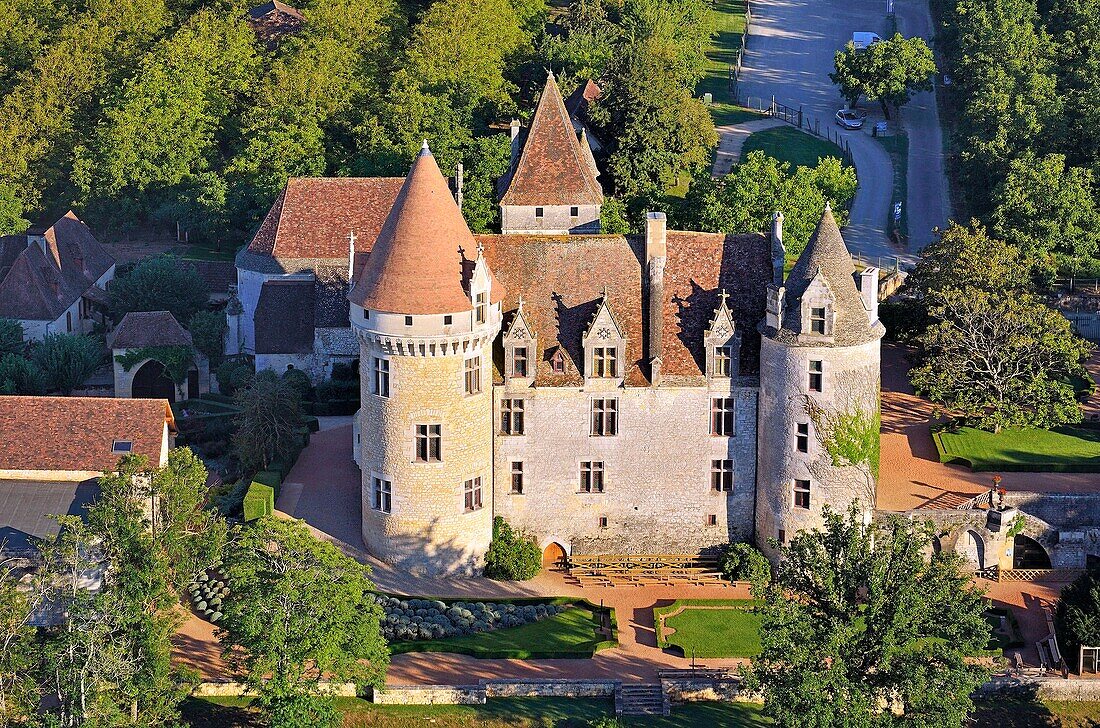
[
  {"xmin": 720, "ymin": 289, "xmax": 729, "ymax": 308},
  {"xmin": 824, "ymin": 200, "xmax": 832, "ymax": 212},
  {"xmin": 517, "ymin": 294, "xmax": 525, "ymax": 311},
  {"xmin": 476, "ymin": 240, "xmax": 484, "ymax": 257},
  {"xmin": 420, "ymin": 139, "xmax": 431, "ymax": 155},
  {"xmin": 601, "ymin": 284, "xmax": 609, "ymax": 300}
]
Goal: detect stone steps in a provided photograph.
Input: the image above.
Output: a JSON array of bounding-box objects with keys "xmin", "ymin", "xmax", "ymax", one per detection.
[{"xmin": 616, "ymin": 683, "xmax": 669, "ymax": 716}]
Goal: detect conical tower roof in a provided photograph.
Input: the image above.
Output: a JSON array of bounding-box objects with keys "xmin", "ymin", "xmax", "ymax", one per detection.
[
  {"xmin": 780, "ymin": 206, "xmax": 879, "ymax": 344},
  {"xmin": 350, "ymin": 143, "xmax": 503, "ymax": 314},
  {"xmin": 501, "ymin": 72, "xmax": 603, "ymax": 206}
]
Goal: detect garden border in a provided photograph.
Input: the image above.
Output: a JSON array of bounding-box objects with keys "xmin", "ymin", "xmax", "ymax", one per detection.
[{"xmin": 653, "ymin": 599, "xmax": 760, "ymax": 658}]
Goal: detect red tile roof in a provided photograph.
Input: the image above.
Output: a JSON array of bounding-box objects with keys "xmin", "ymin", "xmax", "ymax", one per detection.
[
  {"xmin": 109, "ymin": 311, "xmax": 192, "ymax": 350},
  {"xmin": 501, "ymin": 73, "xmax": 604, "ymax": 207},
  {"xmin": 351, "ymin": 145, "xmax": 504, "ymax": 314},
  {"xmin": 0, "ymin": 396, "xmax": 174, "ymax": 473},
  {"xmin": 245, "ymin": 178, "xmax": 404, "ymax": 261}
]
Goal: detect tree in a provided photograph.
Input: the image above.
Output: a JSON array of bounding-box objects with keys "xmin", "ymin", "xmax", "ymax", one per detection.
[
  {"xmin": 0, "ymin": 353, "xmax": 46, "ymax": 395},
  {"xmin": 1045, "ymin": 0, "xmax": 1100, "ymax": 172},
  {"xmin": 218, "ymin": 517, "xmax": 389, "ymax": 726},
  {"xmin": 31, "ymin": 332, "xmax": 102, "ymax": 395},
  {"xmin": 189, "ymin": 309, "xmax": 227, "ymax": 365},
  {"xmin": 0, "ymin": 319, "xmax": 24, "ymax": 355},
  {"xmin": 746, "ymin": 507, "xmax": 991, "ymax": 727},
  {"xmin": 718, "ymin": 543, "xmax": 770, "ymax": 585},
  {"xmin": 232, "ymin": 370, "xmax": 304, "ymax": 471},
  {"xmin": 600, "ymin": 196, "xmax": 632, "ymax": 234},
  {"xmin": 906, "ymin": 221, "xmax": 1031, "ymax": 300},
  {"xmin": 1054, "ymin": 566, "xmax": 1100, "ymax": 656},
  {"xmin": 829, "ymin": 34, "xmax": 936, "ymax": 117},
  {"xmin": 0, "ymin": 182, "xmax": 27, "ymax": 236},
  {"xmin": 483, "ymin": 516, "xmax": 541, "ymax": 580},
  {"xmin": 108, "ymin": 254, "xmax": 208, "ymax": 324},
  {"xmin": 152, "ymin": 447, "xmax": 228, "ymax": 588},
  {"xmin": 911, "ymin": 288, "xmax": 1092, "ymax": 431},
  {"xmin": 990, "ymin": 152, "xmax": 1100, "ymax": 279},
  {"xmin": 460, "ymin": 135, "xmax": 511, "ymax": 233},
  {"xmin": 0, "ymin": 556, "xmax": 40, "ymax": 725}
]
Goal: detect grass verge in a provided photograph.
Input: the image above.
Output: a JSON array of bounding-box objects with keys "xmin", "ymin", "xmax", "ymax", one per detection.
[
  {"xmin": 972, "ymin": 699, "xmax": 1100, "ymax": 727},
  {"xmin": 742, "ymin": 126, "xmax": 847, "ymax": 170},
  {"xmin": 698, "ymin": 0, "xmax": 747, "ymax": 105},
  {"xmin": 933, "ymin": 424, "xmax": 1100, "ymax": 472},
  {"xmin": 653, "ymin": 599, "xmax": 762, "ymax": 659},
  {"xmin": 875, "ymin": 132, "xmax": 909, "ymax": 240}
]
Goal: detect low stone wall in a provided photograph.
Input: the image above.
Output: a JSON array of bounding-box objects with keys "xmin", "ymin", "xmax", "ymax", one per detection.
[
  {"xmin": 193, "ymin": 681, "xmax": 356, "ymax": 698},
  {"xmin": 979, "ymin": 676, "xmax": 1100, "ymax": 702},
  {"xmin": 371, "ymin": 685, "xmax": 486, "ymax": 705},
  {"xmin": 484, "ymin": 679, "xmax": 618, "ymax": 698},
  {"xmin": 664, "ymin": 679, "xmax": 750, "ymax": 703}
]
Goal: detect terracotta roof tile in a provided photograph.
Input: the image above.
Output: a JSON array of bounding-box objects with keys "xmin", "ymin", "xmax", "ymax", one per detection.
[
  {"xmin": 247, "ymin": 0, "xmax": 304, "ymax": 45},
  {"xmin": 109, "ymin": 311, "xmax": 192, "ymax": 350},
  {"xmin": 255, "ymin": 279, "xmax": 314, "ymax": 354},
  {"xmin": 501, "ymin": 73, "xmax": 604, "ymax": 206},
  {"xmin": 0, "ymin": 396, "xmax": 173, "ymax": 473},
  {"xmin": 351, "ymin": 146, "xmax": 504, "ymax": 314},
  {"xmin": 564, "ymin": 79, "xmax": 601, "ymax": 119}
]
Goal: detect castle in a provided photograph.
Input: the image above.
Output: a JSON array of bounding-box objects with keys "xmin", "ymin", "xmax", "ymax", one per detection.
[{"xmin": 233, "ymin": 75, "xmax": 885, "ymax": 574}]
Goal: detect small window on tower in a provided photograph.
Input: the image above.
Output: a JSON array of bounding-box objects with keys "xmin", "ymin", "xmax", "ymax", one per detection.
[
  {"xmin": 706, "ymin": 514, "xmax": 718, "ymax": 527},
  {"xmin": 404, "ymin": 315, "xmax": 413, "ymax": 326},
  {"xmin": 475, "ymin": 292, "xmax": 487, "ymax": 325},
  {"xmin": 535, "ymin": 207, "xmax": 545, "ymax": 218},
  {"xmin": 598, "ymin": 516, "xmax": 608, "ymax": 528},
  {"xmin": 570, "ymin": 206, "xmax": 579, "ymax": 217},
  {"xmin": 443, "ymin": 314, "xmax": 453, "ymax": 325},
  {"xmin": 810, "ymin": 307, "xmax": 827, "ymax": 334},
  {"xmin": 794, "ymin": 479, "xmax": 811, "ymax": 509},
  {"xmin": 809, "ymin": 360, "xmax": 823, "ymax": 392},
  {"xmin": 796, "ymin": 422, "xmax": 809, "ymax": 453},
  {"xmin": 464, "ymin": 356, "xmax": 481, "ymax": 395}
]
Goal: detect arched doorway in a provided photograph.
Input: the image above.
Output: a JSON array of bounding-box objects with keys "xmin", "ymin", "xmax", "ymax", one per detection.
[
  {"xmin": 1013, "ymin": 535, "xmax": 1052, "ymax": 569},
  {"xmin": 132, "ymin": 359, "xmax": 176, "ymax": 402},
  {"xmin": 956, "ymin": 530, "xmax": 985, "ymax": 571},
  {"xmin": 542, "ymin": 542, "xmax": 567, "ymax": 570}
]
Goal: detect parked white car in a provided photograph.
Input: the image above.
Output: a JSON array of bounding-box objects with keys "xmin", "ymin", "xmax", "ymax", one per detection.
[
  {"xmin": 851, "ymin": 32, "xmax": 882, "ymax": 50},
  {"xmin": 835, "ymin": 109, "xmax": 866, "ymax": 129}
]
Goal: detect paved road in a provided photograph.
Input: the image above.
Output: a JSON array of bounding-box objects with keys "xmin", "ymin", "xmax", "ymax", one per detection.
[
  {"xmin": 737, "ymin": 0, "xmax": 947, "ymax": 264},
  {"xmin": 895, "ymin": 0, "xmax": 951, "ymax": 250}
]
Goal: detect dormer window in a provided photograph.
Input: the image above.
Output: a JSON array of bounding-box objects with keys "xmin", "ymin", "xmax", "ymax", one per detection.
[
  {"xmin": 550, "ymin": 350, "xmax": 565, "ymax": 374},
  {"xmin": 593, "ymin": 347, "xmax": 617, "ymax": 378},
  {"xmin": 512, "ymin": 346, "xmax": 528, "ymax": 378},
  {"xmin": 810, "ymin": 307, "xmax": 826, "ymax": 334},
  {"xmin": 714, "ymin": 345, "xmax": 732, "ymax": 377},
  {"xmin": 112, "ymin": 440, "xmax": 133, "ymax": 454},
  {"xmin": 705, "ymin": 291, "xmax": 739, "ymax": 380},
  {"xmin": 535, "ymin": 207, "xmax": 544, "ymax": 218},
  {"xmin": 475, "ymin": 292, "xmax": 487, "ymax": 325}
]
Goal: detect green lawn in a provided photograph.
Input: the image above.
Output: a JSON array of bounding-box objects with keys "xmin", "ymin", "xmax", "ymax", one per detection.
[
  {"xmin": 933, "ymin": 425, "xmax": 1100, "ymax": 472},
  {"xmin": 875, "ymin": 132, "xmax": 909, "ymax": 238},
  {"xmin": 972, "ymin": 700, "xmax": 1100, "ymax": 727},
  {"xmin": 741, "ymin": 126, "xmax": 847, "ymax": 170},
  {"xmin": 654, "ymin": 599, "xmax": 762, "ymax": 659},
  {"xmin": 698, "ymin": 0, "xmax": 747, "ymax": 105},
  {"xmin": 711, "ymin": 103, "xmax": 765, "ymax": 126},
  {"xmin": 389, "ymin": 604, "xmax": 610, "ymax": 659}
]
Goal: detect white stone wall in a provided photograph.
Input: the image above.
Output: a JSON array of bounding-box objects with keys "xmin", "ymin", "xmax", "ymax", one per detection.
[
  {"xmin": 500, "ymin": 204, "xmax": 600, "ymax": 235},
  {"xmin": 19, "ymin": 264, "xmax": 115, "ymax": 343},
  {"xmin": 112, "ymin": 351, "xmax": 209, "ymax": 400},
  {"xmin": 492, "ymin": 382, "xmax": 758, "ymax": 554},
  {"xmin": 755, "ymin": 336, "xmax": 881, "ymax": 558}
]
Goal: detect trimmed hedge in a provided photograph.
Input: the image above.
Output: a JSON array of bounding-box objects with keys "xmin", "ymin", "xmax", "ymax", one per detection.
[
  {"xmin": 243, "ymin": 482, "xmax": 275, "ymax": 521},
  {"xmin": 252, "ymin": 470, "xmax": 282, "ymax": 498}
]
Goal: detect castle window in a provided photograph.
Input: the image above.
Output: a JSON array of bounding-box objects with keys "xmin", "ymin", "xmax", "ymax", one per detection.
[
  {"xmin": 809, "ymin": 360, "xmax": 823, "ymax": 392},
  {"xmin": 591, "ymin": 399, "xmax": 618, "ymax": 436},
  {"xmin": 475, "ymin": 292, "xmax": 488, "ymax": 325},
  {"xmin": 598, "ymin": 516, "xmax": 608, "ymax": 528},
  {"xmin": 373, "ymin": 358, "xmax": 390, "ymax": 398},
  {"xmin": 580, "ymin": 461, "xmax": 605, "ymax": 493},
  {"xmin": 570, "ymin": 206, "xmax": 579, "ymax": 217},
  {"xmin": 464, "ymin": 356, "xmax": 481, "ymax": 395},
  {"xmin": 372, "ymin": 477, "xmax": 391, "ymax": 513},
  {"xmin": 501, "ymin": 398, "xmax": 525, "ymax": 435},
  {"xmin": 405, "ymin": 315, "xmax": 413, "ymax": 326},
  {"xmin": 464, "ymin": 477, "xmax": 483, "ymax": 512},
  {"xmin": 796, "ymin": 423, "xmax": 809, "ymax": 453},
  {"xmin": 710, "ymin": 398, "xmax": 735, "ymax": 436},
  {"xmin": 711, "ymin": 459, "xmax": 734, "ymax": 492},
  {"xmin": 794, "ymin": 479, "xmax": 811, "ymax": 509},
  {"xmin": 706, "ymin": 514, "xmax": 718, "ymax": 527},
  {"xmin": 511, "ymin": 462, "xmax": 524, "ymax": 494},
  {"xmin": 512, "ymin": 347, "xmax": 528, "ymax": 378},
  {"xmin": 444, "ymin": 314, "xmax": 453, "ymax": 325},
  {"xmin": 810, "ymin": 307, "xmax": 827, "ymax": 334},
  {"xmin": 415, "ymin": 424, "xmax": 441, "ymax": 462},
  {"xmin": 714, "ymin": 345, "xmax": 732, "ymax": 377},
  {"xmin": 535, "ymin": 207, "xmax": 544, "ymax": 218},
  {"xmin": 778, "ymin": 529, "xmax": 786, "ymax": 544},
  {"xmin": 592, "ymin": 347, "xmax": 617, "ymax": 378},
  {"xmin": 550, "ymin": 350, "xmax": 566, "ymax": 374}
]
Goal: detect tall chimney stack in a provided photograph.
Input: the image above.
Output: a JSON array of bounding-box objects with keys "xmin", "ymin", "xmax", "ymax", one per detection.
[
  {"xmin": 645, "ymin": 212, "xmax": 667, "ymax": 384},
  {"xmin": 771, "ymin": 211, "xmax": 785, "ymax": 285},
  {"xmin": 509, "ymin": 119, "xmax": 521, "ymax": 169}
]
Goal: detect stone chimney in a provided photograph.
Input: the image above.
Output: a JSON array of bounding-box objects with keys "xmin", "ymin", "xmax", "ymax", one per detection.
[
  {"xmin": 645, "ymin": 212, "xmax": 667, "ymax": 384},
  {"xmin": 510, "ymin": 119, "xmax": 521, "ymax": 168},
  {"xmin": 455, "ymin": 162, "xmax": 464, "ymax": 209},
  {"xmin": 765, "ymin": 285, "xmax": 785, "ymax": 330},
  {"xmin": 856, "ymin": 267, "xmax": 880, "ymax": 325},
  {"xmin": 770, "ymin": 211, "xmax": 785, "ymax": 285}
]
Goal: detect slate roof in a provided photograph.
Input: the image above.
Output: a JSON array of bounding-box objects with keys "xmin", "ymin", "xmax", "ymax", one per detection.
[
  {"xmin": 500, "ymin": 73, "xmax": 604, "ymax": 207},
  {"xmin": 771, "ymin": 207, "xmax": 882, "ymax": 347},
  {"xmin": 0, "ymin": 479, "xmax": 99, "ymax": 552},
  {"xmin": 109, "ymin": 311, "xmax": 192, "ymax": 350},
  {"xmin": 350, "ymin": 144, "xmax": 504, "ymax": 314},
  {"xmin": 0, "ymin": 212, "xmax": 114, "ymax": 322},
  {"xmin": 0, "ymin": 396, "xmax": 173, "ymax": 473},
  {"xmin": 189, "ymin": 259, "xmax": 236, "ymax": 298},
  {"xmin": 255, "ymin": 279, "xmax": 315, "ymax": 354}
]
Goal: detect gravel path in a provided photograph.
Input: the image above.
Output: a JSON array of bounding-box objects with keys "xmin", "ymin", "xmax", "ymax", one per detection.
[{"xmin": 711, "ymin": 116, "xmax": 785, "ymax": 176}]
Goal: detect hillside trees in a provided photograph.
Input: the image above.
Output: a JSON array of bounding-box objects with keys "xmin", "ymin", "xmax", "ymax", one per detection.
[
  {"xmin": 829, "ymin": 34, "xmax": 936, "ymax": 118},
  {"xmin": 108, "ymin": 254, "xmax": 208, "ymax": 324}
]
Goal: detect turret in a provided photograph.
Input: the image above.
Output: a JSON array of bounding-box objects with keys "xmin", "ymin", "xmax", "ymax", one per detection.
[
  {"xmin": 349, "ymin": 141, "xmax": 505, "ymax": 575},
  {"xmin": 755, "ymin": 206, "xmax": 885, "ymax": 560}
]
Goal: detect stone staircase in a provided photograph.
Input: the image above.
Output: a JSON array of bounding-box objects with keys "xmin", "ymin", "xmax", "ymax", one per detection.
[{"xmin": 616, "ymin": 683, "xmax": 669, "ymax": 716}]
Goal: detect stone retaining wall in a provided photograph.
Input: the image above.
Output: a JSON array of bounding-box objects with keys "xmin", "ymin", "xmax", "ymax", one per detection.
[
  {"xmin": 372, "ymin": 685, "xmax": 486, "ymax": 705},
  {"xmin": 485, "ymin": 679, "xmax": 618, "ymax": 698},
  {"xmin": 979, "ymin": 676, "xmax": 1100, "ymax": 702},
  {"xmin": 663, "ymin": 679, "xmax": 752, "ymax": 703},
  {"xmin": 194, "ymin": 681, "xmax": 356, "ymax": 698}
]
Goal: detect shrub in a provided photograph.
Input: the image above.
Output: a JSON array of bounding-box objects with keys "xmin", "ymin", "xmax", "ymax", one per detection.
[
  {"xmin": 281, "ymin": 366, "xmax": 313, "ymax": 400},
  {"xmin": 0, "ymin": 353, "xmax": 46, "ymax": 394},
  {"xmin": 31, "ymin": 333, "xmax": 102, "ymax": 394},
  {"xmin": 483, "ymin": 517, "xmax": 541, "ymax": 581},
  {"xmin": 253, "ymin": 470, "xmax": 283, "ymax": 498},
  {"xmin": 1054, "ymin": 566, "xmax": 1100, "ymax": 655},
  {"xmin": 878, "ymin": 297, "xmax": 927, "ymax": 344},
  {"xmin": 719, "ymin": 542, "xmax": 771, "ymax": 586},
  {"xmin": 243, "ymin": 482, "xmax": 275, "ymax": 522},
  {"xmin": 216, "ymin": 358, "xmax": 255, "ymax": 397},
  {"xmin": 330, "ymin": 361, "xmax": 358, "ymax": 381},
  {"xmin": 189, "ymin": 309, "xmax": 227, "ymax": 364}
]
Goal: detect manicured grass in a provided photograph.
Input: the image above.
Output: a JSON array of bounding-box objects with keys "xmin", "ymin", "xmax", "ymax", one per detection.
[
  {"xmin": 711, "ymin": 103, "xmax": 765, "ymax": 126},
  {"xmin": 390, "ymin": 604, "xmax": 609, "ymax": 659},
  {"xmin": 933, "ymin": 425, "xmax": 1100, "ymax": 472},
  {"xmin": 654, "ymin": 599, "xmax": 762, "ymax": 659},
  {"xmin": 184, "ymin": 696, "xmax": 773, "ymax": 727},
  {"xmin": 875, "ymin": 132, "xmax": 909, "ymax": 238},
  {"xmin": 698, "ymin": 0, "xmax": 747, "ymax": 106},
  {"xmin": 972, "ymin": 699, "xmax": 1100, "ymax": 727},
  {"xmin": 741, "ymin": 126, "xmax": 847, "ymax": 170}
]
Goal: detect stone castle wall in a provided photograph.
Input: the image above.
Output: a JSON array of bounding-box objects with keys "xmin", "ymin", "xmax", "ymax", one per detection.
[
  {"xmin": 492, "ymin": 383, "xmax": 758, "ymax": 555},
  {"xmin": 500, "ymin": 204, "xmax": 600, "ymax": 235}
]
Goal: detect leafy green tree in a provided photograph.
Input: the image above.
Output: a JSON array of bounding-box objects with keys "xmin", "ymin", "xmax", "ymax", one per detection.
[
  {"xmin": 152, "ymin": 447, "xmax": 229, "ymax": 588},
  {"xmin": 31, "ymin": 332, "xmax": 102, "ymax": 394},
  {"xmin": 1054, "ymin": 565, "xmax": 1100, "ymax": 656},
  {"xmin": 746, "ymin": 507, "xmax": 991, "ymax": 727},
  {"xmin": 218, "ymin": 517, "xmax": 389, "ymax": 725},
  {"xmin": 0, "ymin": 182, "xmax": 27, "ymax": 236},
  {"xmin": 0, "ymin": 353, "xmax": 46, "ymax": 394},
  {"xmin": 718, "ymin": 542, "xmax": 770, "ymax": 585},
  {"xmin": 600, "ymin": 196, "xmax": 632, "ymax": 234},
  {"xmin": 216, "ymin": 358, "xmax": 255, "ymax": 397},
  {"xmin": 108, "ymin": 254, "xmax": 208, "ymax": 324},
  {"xmin": 990, "ymin": 152, "xmax": 1100, "ymax": 279},
  {"xmin": 232, "ymin": 370, "xmax": 304, "ymax": 471},
  {"xmin": 539, "ymin": 0, "xmax": 618, "ymax": 83},
  {"xmin": 907, "ymin": 221, "xmax": 1031, "ymax": 300},
  {"xmin": 0, "ymin": 319, "xmax": 23, "ymax": 355},
  {"xmin": 911, "ymin": 288, "xmax": 1092, "ymax": 431},
  {"xmin": 0, "ymin": 558, "xmax": 40, "ymax": 725},
  {"xmin": 483, "ymin": 516, "xmax": 541, "ymax": 580},
  {"xmin": 1046, "ymin": 0, "xmax": 1100, "ymax": 172},
  {"xmin": 189, "ymin": 309, "xmax": 227, "ymax": 365},
  {"xmin": 830, "ymin": 34, "xmax": 936, "ymax": 117},
  {"xmin": 461, "ymin": 135, "xmax": 512, "ymax": 233}
]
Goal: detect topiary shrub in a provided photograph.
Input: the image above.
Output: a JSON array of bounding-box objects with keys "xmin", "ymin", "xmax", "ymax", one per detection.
[
  {"xmin": 216, "ymin": 358, "xmax": 254, "ymax": 397},
  {"xmin": 1054, "ymin": 566, "xmax": 1100, "ymax": 657},
  {"xmin": 719, "ymin": 542, "xmax": 771, "ymax": 586},
  {"xmin": 483, "ymin": 516, "xmax": 541, "ymax": 581},
  {"xmin": 281, "ymin": 366, "xmax": 313, "ymax": 401},
  {"xmin": 243, "ymin": 482, "xmax": 275, "ymax": 522}
]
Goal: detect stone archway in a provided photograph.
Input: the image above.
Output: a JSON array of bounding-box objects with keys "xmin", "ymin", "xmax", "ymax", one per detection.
[
  {"xmin": 542, "ymin": 542, "xmax": 567, "ymax": 569},
  {"xmin": 1013, "ymin": 535, "xmax": 1052, "ymax": 569},
  {"xmin": 131, "ymin": 359, "xmax": 176, "ymax": 402},
  {"xmin": 956, "ymin": 530, "xmax": 985, "ymax": 571}
]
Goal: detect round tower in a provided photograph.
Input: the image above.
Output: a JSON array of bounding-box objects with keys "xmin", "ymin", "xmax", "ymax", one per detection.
[
  {"xmin": 756, "ymin": 206, "xmax": 885, "ymax": 560},
  {"xmin": 349, "ymin": 142, "xmax": 504, "ymax": 576}
]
